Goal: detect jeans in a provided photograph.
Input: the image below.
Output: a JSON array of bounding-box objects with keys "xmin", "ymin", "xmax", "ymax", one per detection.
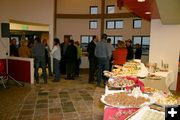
[
  {"xmin": 34, "ymin": 56, "xmax": 47, "ymax": 82},
  {"xmin": 53, "ymin": 58, "xmax": 60, "ymax": 80},
  {"xmin": 96, "ymin": 57, "xmax": 109, "ymax": 86}
]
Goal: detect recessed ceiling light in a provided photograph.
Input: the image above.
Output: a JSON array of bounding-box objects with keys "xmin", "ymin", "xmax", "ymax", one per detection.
[
  {"xmin": 137, "ymin": 0, "xmax": 145, "ymax": 2},
  {"xmin": 145, "ymin": 12, "xmax": 151, "ymax": 14}
]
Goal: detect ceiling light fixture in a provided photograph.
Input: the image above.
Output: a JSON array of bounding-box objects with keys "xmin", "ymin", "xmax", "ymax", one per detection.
[
  {"xmin": 137, "ymin": 0, "xmax": 146, "ymax": 2},
  {"xmin": 145, "ymin": 12, "xmax": 151, "ymax": 14}
]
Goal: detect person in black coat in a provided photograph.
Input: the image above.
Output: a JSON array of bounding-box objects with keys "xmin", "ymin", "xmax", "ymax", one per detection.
[
  {"xmin": 65, "ymin": 40, "xmax": 77, "ymax": 80},
  {"xmin": 135, "ymin": 43, "xmax": 142, "ymax": 59},
  {"xmin": 87, "ymin": 35, "xmax": 99, "ymax": 84},
  {"xmin": 125, "ymin": 39, "xmax": 134, "ymax": 61},
  {"xmin": 60, "ymin": 37, "xmax": 69, "ymax": 74}
]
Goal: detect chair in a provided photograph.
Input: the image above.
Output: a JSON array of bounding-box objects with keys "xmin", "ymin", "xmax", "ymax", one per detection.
[
  {"xmin": 0, "ymin": 59, "xmax": 24, "ymax": 88},
  {"xmin": 0, "ymin": 59, "xmax": 8, "ymax": 88}
]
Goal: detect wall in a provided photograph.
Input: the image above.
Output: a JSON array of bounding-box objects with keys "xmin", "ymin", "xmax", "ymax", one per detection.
[
  {"xmin": 56, "ymin": 0, "xmax": 151, "ymax": 68},
  {"xmin": 104, "ymin": 18, "xmax": 150, "ymax": 40},
  {"xmin": 0, "ymin": 0, "xmax": 54, "ymax": 58},
  {"xmin": 149, "ymin": 19, "xmax": 180, "ymax": 90},
  {"xmin": 56, "ymin": 19, "xmax": 101, "ymax": 42},
  {"xmin": 57, "ymin": 0, "xmax": 101, "ymax": 14}
]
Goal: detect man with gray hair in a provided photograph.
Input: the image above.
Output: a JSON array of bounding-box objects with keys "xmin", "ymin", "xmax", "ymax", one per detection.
[{"xmin": 95, "ymin": 34, "xmax": 110, "ymax": 87}]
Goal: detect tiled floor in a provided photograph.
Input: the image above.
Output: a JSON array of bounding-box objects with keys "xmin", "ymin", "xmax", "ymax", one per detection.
[{"xmin": 0, "ymin": 74, "xmax": 105, "ymax": 120}]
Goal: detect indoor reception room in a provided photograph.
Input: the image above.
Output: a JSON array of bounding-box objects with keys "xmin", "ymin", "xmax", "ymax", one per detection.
[{"xmin": 0, "ymin": 0, "xmax": 180, "ymax": 120}]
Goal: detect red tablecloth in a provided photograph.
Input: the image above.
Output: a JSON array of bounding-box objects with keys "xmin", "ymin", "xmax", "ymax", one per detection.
[{"xmin": 103, "ymin": 107, "xmax": 139, "ymax": 120}]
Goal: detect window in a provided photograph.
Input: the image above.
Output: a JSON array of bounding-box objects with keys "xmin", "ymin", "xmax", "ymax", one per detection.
[
  {"xmin": 133, "ymin": 19, "xmax": 142, "ymax": 28},
  {"xmin": 106, "ymin": 20, "xmax": 123, "ymax": 29},
  {"xmin": 80, "ymin": 35, "xmax": 93, "ymax": 52},
  {"xmin": 107, "ymin": 5, "xmax": 115, "ymax": 14},
  {"xmin": 107, "ymin": 36, "xmax": 123, "ymax": 47},
  {"xmin": 90, "ymin": 6, "xmax": 98, "ymax": 14},
  {"xmin": 132, "ymin": 36, "xmax": 150, "ymax": 55},
  {"xmin": 89, "ymin": 21, "xmax": 98, "ymax": 29}
]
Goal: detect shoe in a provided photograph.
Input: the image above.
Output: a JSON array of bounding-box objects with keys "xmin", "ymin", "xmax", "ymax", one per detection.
[
  {"xmin": 88, "ymin": 81, "xmax": 94, "ymax": 84},
  {"xmin": 44, "ymin": 81, "xmax": 48, "ymax": 84},
  {"xmin": 65, "ymin": 77, "xmax": 71, "ymax": 80},
  {"xmin": 52, "ymin": 79, "xmax": 59, "ymax": 82}
]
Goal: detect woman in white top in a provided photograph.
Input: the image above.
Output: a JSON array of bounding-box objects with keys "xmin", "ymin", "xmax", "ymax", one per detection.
[{"xmin": 51, "ymin": 38, "xmax": 61, "ymax": 81}]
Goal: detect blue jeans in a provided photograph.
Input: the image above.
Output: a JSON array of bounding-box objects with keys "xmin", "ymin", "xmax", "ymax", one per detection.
[
  {"xmin": 53, "ymin": 58, "xmax": 60, "ymax": 80},
  {"xmin": 96, "ymin": 58, "xmax": 109, "ymax": 86},
  {"xmin": 34, "ymin": 56, "xmax": 47, "ymax": 82}
]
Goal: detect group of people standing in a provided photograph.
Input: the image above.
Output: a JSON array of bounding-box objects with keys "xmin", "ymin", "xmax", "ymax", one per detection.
[
  {"xmin": 10, "ymin": 37, "xmax": 82, "ymax": 84},
  {"xmin": 87, "ymin": 34, "xmax": 142, "ymax": 87}
]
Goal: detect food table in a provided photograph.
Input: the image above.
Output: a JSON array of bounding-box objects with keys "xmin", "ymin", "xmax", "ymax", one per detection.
[
  {"xmin": 141, "ymin": 71, "xmax": 174, "ymax": 91},
  {"xmin": 101, "ymin": 60, "xmax": 177, "ymax": 120}
]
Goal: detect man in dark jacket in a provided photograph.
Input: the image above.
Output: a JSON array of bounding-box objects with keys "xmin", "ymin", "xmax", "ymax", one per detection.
[
  {"xmin": 87, "ymin": 35, "xmax": 99, "ymax": 84},
  {"xmin": 60, "ymin": 37, "xmax": 69, "ymax": 74},
  {"xmin": 65, "ymin": 40, "xmax": 77, "ymax": 80}
]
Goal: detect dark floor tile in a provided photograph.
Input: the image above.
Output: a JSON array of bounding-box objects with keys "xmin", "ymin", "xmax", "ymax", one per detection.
[
  {"xmin": 49, "ymin": 108, "xmax": 62, "ymax": 113},
  {"xmin": 34, "ymin": 108, "xmax": 48, "ymax": 115},
  {"xmin": 60, "ymin": 98, "xmax": 71, "ymax": 103},
  {"xmin": 61, "ymin": 102, "xmax": 75, "ymax": 112},
  {"xmin": 49, "ymin": 95, "xmax": 58, "ymax": 99},
  {"xmin": 19, "ymin": 109, "xmax": 34, "ymax": 116},
  {"xmin": 63, "ymin": 112, "xmax": 79, "ymax": 119},
  {"xmin": 33, "ymin": 115, "xmax": 48, "ymax": 120},
  {"xmin": 38, "ymin": 92, "xmax": 48, "ymax": 96},
  {"xmin": 59, "ymin": 93, "xmax": 70, "ymax": 98},
  {"xmin": 22, "ymin": 104, "xmax": 35, "ymax": 109},
  {"xmin": 36, "ymin": 104, "xmax": 48, "ymax": 109},
  {"xmin": 17, "ymin": 115, "xmax": 33, "ymax": 120},
  {"xmin": 82, "ymin": 96, "xmax": 93, "ymax": 101},
  {"xmin": 49, "ymin": 113, "xmax": 63, "ymax": 120},
  {"xmin": 49, "ymin": 103, "xmax": 61, "ymax": 108},
  {"xmin": 37, "ymin": 99, "xmax": 48, "ymax": 104}
]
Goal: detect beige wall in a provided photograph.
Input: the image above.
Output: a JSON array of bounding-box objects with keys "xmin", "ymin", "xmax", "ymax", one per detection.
[
  {"xmin": 149, "ymin": 19, "xmax": 180, "ymax": 90},
  {"xmin": 104, "ymin": 18, "xmax": 150, "ymax": 40},
  {"xmin": 56, "ymin": 0, "xmax": 151, "ymax": 67},
  {"xmin": 0, "ymin": 0, "xmax": 54, "ymax": 58},
  {"xmin": 56, "ymin": 19, "xmax": 101, "ymax": 42},
  {"xmin": 57, "ymin": 0, "xmax": 129, "ymax": 14},
  {"xmin": 57, "ymin": 0, "xmax": 102, "ymax": 14}
]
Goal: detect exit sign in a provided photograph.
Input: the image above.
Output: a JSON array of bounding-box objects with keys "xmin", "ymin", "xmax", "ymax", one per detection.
[{"xmin": 21, "ymin": 25, "xmax": 29, "ymax": 30}]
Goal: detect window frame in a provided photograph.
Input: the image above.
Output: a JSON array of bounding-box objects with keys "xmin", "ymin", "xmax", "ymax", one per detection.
[
  {"xmin": 106, "ymin": 20, "xmax": 123, "ymax": 29},
  {"xmin": 107, "ymin": 35, "xmax": 123, "ymax": 47},
  {"xmin": 106, "ymin": 5, "xmax": 115, "ymax": 14},
  {"xmin": 80, "ymin": 35, "xmax": 93, "ymax": 52},
  {"xmin": 89, "ymin": 6, "xmax": 98, "ymax": 14},
  {"xmin": 132, "ymin": 36, "xmax": 150, "ymax": 55},
  {"xmin": 89, "ymin": 20, "xmax": 98, "ymax": 29},
  {"xmin": 133, "ymin": 19, "xmax": 142, "ymax": 29}
]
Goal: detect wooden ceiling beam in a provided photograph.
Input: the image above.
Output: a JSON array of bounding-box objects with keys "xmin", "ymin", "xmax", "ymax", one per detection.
[{"xmin": 56, "ymin": 13, "xmax": 137, "ymax": 19}]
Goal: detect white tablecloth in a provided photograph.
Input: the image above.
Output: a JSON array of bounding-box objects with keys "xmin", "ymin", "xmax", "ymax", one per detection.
[{"xmin": 141, "ymin": 71, "xmax": 174, "ymax": 91}]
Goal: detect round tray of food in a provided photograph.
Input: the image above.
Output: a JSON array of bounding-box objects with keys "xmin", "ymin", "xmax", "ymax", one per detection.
[
  {"xmin": 147, "ymin": 73, "xmax": 162, "ymax": 80},
  {"xmin": 100, "ymin": 92, "xmax": 155, "ymax": 108},
  {"xmin": 143, "ymin": 87, "xmax": 158, "ymax": 94},
  {"xmin": 107, "ymin": 76, "xmax": 144, "ymax": 91},
  {"xmin": 108, "ymin": 77, "xmax": 135, "ymax": 89},
  {"xmin": 152, "ymin": 91, "xmax": 179, "ymax": 107}
]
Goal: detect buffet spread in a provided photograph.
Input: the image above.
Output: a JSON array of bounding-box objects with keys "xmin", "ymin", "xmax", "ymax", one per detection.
[{"xmin": 101, "ymin": 60, "xmax": 179, "ymax": 120}]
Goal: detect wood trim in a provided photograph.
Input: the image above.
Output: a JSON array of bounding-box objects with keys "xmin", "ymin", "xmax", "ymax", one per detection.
[
  {"xmin": 101, "ymin": 0, "xmax": 105, "ymax": 35},
  {"xmin": 56, "ymin": 13, "xmax": 137, "ymax": 19},
  {"xmin": 56, "ymin": 14, "xmax": 101, "ymax": 19},
  {"xmin": 54, "ymin": 0, "xmax": 57, "ymax": 36},
  {"xmin": 9, "ymin": 19, "xmax": 49, "ymax": 26}
]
